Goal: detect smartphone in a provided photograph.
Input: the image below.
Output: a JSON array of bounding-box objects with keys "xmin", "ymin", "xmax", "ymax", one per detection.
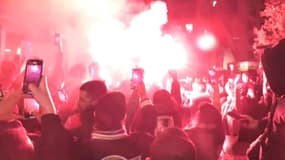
[
  {"xmin": 23, "ymin": 98, "xmax": 40, "ymax": 118},
  {"xmin": 22, "ymin": 59, "xmax": 43, "ymax": 94},
  {"xmin": 131, "ymin": 68, "xmax": 144, "ymax": 89},
  {"xmin": 155, "ymin": 116, "xmax": 174, "ymax": 135}
]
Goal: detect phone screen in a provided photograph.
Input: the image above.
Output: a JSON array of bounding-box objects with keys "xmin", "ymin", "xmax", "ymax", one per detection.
[
  {"xmin": 155, "ymin": 116, "xmax": 174, "ymax": 135},
  {"xmin": 26, "ymin": 64, "xmax": 42, "ymax": 82},
  {"xmin": 23, "ymin": 59, "xmax": 43, "ymax": 94},
  {"xmin": 131, "ymin": 68, "xmax": 144, "ymax": 89},
  {"xmin": 23, "ymin": 98, "xmax": 40, "ymax": 118}
]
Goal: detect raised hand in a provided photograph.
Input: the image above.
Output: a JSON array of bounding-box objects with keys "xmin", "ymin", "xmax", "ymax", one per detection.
[
  {"xmin": 28, "ymin": 76, "xmax": 56, "ymax": 116},
  {"xmin": 0, "ymin": 89, "xmax": 24, "ymax": 120}
]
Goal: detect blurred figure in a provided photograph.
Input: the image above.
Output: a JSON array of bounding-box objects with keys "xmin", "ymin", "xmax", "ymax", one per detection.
[
  {"xmin": 192, "ymin": 78, "xmax": 205, "ymax": 93},
  {"xmin": 64, "ymin": 80, "xmax": 107, "ymax": 141},
  {"xmin": 118, "ymin": 81, "xmax": 156, "ymax": 158},
  {"xmin": 130, "ymin": 100, "xmax": 158, "ymax": 135},
  {"xmin": 220, "ymin": 73, "xmax": 266, "ymax": 160},
  {"xmin": 0, "ymin": 90, "xmax": 35, "ymax": 160},
  {"xmin": 185, "ymin": 102, "xmax": 224, "ymax": 160},
  {"xmin": 64, "ymin": 63, "xmax": 88, "ymax": 99},
  {"xmin": 147, "ymin": 127, "xmax": 196, "ymax": 160},
  {"xmin": 130, "ymin": 83, "xmax": 181, "ymax": 136},
  {"xmin": 169, "ymin": 70, "xmax": 182, "ymax": 106},
  {"xmin": 153, "ymin": 89, "xmax": 182, "ymax": 129},
  {"xmin": 247, "ymin": 38, "xmax": 285, "ymax": 160},
  {"xmin": 27, "ymin": 76, "xmax": 74, "ymax": 160},
  {"xmin": 125, "ymin": 88, "xmax": 140, "ymax": 133},
  {"xmin": 129, "ymin": 82, "xmax": 158, "ymax": 136},
  {"xmin": 0, "ymin": 60, "xmax": 21, "ymax": 89},
  {"xmin": 27, "ymin": 77, "xmax": 152, "ymax": 160},
  {"xmin": 260, "ymin": 96, "xmax": 285, "ymax": 160}
]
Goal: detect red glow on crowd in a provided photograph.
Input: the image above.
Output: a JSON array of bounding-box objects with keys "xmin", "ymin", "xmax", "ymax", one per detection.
[{"xmin": 1, "ymin": 1, "xmax": 282, "ymax": 159}]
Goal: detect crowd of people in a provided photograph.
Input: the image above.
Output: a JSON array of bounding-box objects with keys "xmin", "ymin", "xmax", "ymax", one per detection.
[{"xmin": 1, "ymin": 39, "xmax": 285, "ymax": 160}]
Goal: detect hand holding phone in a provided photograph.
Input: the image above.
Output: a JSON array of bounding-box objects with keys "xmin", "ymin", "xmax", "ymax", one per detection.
[
  {"xmin": 22, "ymin": 59, "xmax": 43, "ymax": 95},
  {"xmin": 27, "ymin": 76, "xmax": 57, "ymax": 115}
]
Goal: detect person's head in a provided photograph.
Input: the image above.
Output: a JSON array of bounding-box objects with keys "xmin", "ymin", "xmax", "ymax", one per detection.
[
  {"xmin": 190, "ymin": 94, "xmax": 211, "ymax": 115},
  {"xmin": 148, "ymin": 127, "xmax": 196, "ymax": 160},
  {"xmin": 78, "ymin": 80, "xmax": 107, "ymax": 111},
  {"xmin": 152, "ymin": 89, "xmax": 181, "ymax": 129},
  {"xmin": 198, "ymin": 103, "xmax": 221, "ymax": 123},
  {"xmin": 94, "ymin": 91, "xmax": 126, "ymax": 130},
  {"xmin": 152, "ymin": 89, "xmax": 177, "ymax": 115},
  {"xmin": 191, "ymin": 103, "xmax": 223, "ymax": 131},
  {"xmin": 153, "ymin": 89, "xmax": 172, "ymax": 104}
]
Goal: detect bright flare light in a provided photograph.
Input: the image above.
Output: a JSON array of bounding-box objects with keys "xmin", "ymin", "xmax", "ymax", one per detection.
[
  {"xmin": 197, "ymin": 32, "xmax": 217, "ymax": 51},
  {"xmin": 87, "ymin": 1, "xmax": 188, "ymax": 87}
]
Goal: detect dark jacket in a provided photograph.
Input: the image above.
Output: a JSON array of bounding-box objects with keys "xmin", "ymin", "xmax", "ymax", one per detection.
[
  {"xmin": 65, "ymin": 108, "xmax": 95, "ymax": 141},
  {"xmin": 40, "ymin": 114, "xmax": 153, "ymax": 160},
  {"xmin": 0, "ymin": 120, "xmax": 35, "ymax": 160},
  {"xmin": 77, "ymin": 128, "xmax": 153, "ymax": 160},
  {"xmin": 39, "ymin": 114, "xmax": 75, "ymax": 160},
  {"xmin": 129, "ymin": 131, "xmax": 154, "ymax": 159}
]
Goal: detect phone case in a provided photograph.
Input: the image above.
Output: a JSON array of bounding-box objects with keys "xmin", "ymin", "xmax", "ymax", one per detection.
[{"xmin": 22, "ymin": 59, "xmax": 43, "ymax": 94}]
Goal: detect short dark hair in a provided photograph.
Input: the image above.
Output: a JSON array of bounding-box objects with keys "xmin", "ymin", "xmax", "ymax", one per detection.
[
  {"xmin": 153, "ymin": 89, "xmax": 172, "ymax": 105},
  {"xmin": 95, "ymin": 92, "xmax": 126, "ymax": 127},
  {"xmin": 80, "ymin": 80, "xmax": 107, "ymax": 100},
  {"xmin": 152, "ymin": 89, "xmax": 178, "ymax": 116}
]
